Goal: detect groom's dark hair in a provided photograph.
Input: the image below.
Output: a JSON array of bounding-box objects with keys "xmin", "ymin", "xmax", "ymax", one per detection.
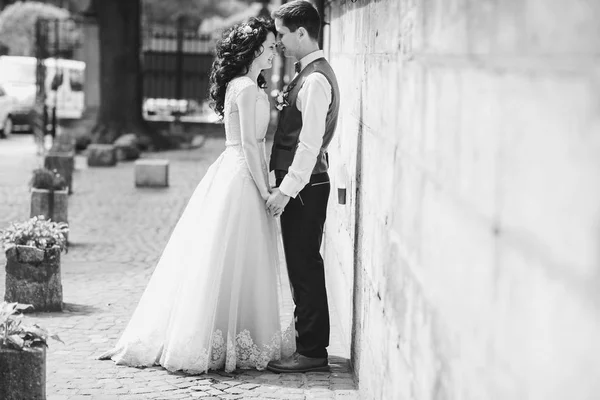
[{"xmin": 272, "ymin": 0, "xmax": 321, "ymax": 41}]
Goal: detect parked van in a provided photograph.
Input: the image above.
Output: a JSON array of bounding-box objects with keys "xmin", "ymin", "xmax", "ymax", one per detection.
[
  {"xmin": 0, "ymin": 55, "xmax": 85, "ymax": 131},
  {"xmin": 44, "ymin": 58, "xmax": 85, "ymax": 119}
]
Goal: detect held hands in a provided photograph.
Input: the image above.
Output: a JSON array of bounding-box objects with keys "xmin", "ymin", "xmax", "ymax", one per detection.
[{"xmin": 266, "ymin": 188, "xmax": 290, "ymax": 218}]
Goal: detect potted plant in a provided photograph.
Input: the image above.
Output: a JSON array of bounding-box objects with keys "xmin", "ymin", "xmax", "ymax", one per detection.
[
  {"xmin": 44, "ymin": 133, "xmax": 75, "ymax": 194},
  {"xmin": 0, "ymin": 301, "xmax": 63, "ymax": 400},
  {"xmin": 1, "ymin": 216, "xmax": 68, "ymax": 312},
  {"xmin": 29, "ymin": 168, "xmax": 69, "ymax": 240}
]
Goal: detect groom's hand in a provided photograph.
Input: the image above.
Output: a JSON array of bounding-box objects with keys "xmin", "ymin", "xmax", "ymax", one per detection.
[{"xmin": 266, "ymin": 188, "xmax": 290, "ymax": 217}]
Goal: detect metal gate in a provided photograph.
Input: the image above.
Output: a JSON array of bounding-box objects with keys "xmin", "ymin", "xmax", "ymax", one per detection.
[
  {"xmin": 142, "ymin": 20, "xmax": 215, "ymax": 120},
  {"xmin": 33, "ymin": 17, "xmax": 215, "ymax": 134}
]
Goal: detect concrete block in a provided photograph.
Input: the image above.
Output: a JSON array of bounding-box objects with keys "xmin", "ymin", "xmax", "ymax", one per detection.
[
  {"xmin": 87, "ymin": 144, "xmax": 117, "ymax": 167},
  {"xmin": 135, "ymin": 159, "xmax": 169, "ymax": 188}
]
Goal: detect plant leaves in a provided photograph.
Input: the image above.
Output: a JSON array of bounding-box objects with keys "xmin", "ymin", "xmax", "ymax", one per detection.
[
  {"xmin": 15, "ymin": 304, "xmax": 33, "ymax": 312},
  {"xmin": 7, "ymin": 334, "xmax": 24, "ymax": 348},
  {"xmin": 0, "ymin": 302, "xmax": 59, "ymax": 350}
]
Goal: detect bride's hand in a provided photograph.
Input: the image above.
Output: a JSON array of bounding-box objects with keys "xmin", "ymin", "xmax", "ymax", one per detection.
[{"xmin": 265, "ymin": 192, "xmax": 278, "ymax": 217}]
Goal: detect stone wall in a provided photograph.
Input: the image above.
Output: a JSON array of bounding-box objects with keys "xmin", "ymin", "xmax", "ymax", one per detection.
[{"xmin": 322, "ymin": 0, "xmax": 600, "ymax": 399}]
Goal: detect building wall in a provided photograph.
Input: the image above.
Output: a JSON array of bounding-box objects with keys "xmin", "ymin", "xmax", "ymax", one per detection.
[{"xmin": 323, "ymin": 0, "xmax": 600, "ymax": 399}]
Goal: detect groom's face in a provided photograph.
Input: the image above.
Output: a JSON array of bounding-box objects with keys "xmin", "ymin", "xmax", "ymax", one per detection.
[{"xmin": 275, "ymin": 18, "xmax": 298, "ymax": 59}]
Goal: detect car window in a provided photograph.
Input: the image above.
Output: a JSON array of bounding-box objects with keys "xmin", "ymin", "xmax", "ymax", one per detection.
[{"xmin": 69, "ymin": 69, "xmax": 84, "ymax": 91}]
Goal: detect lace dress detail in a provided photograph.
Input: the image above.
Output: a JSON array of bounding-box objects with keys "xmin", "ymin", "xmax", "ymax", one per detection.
[
  {"xmin": 223, "ymin": 77, "xmax": 271, "ymax": 186},
  {"xmin": 99, "ymin": 76, "xmax": 295, "ymax": 373},
  {"xmin": 224, "ymin": 76, "xmax": 270, "ymax": 144}
]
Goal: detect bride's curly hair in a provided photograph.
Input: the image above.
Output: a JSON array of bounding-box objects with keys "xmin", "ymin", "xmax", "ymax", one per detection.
[{"xmin": 209, "ymin": 17, "xmax": 276, "ymax": 118}]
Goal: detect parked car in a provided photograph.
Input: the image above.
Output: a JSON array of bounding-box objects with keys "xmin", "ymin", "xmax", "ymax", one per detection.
[
  {"xmin": 0, "ymin": 56, "xmax": 36, "ymax": 133},
  {"xmin": 0, "ymin": 56, "xmax": 86, "ymax": 132},
  {"xmin": 0, "ymin": 82, "xmax": 18, "ymax": 138}
]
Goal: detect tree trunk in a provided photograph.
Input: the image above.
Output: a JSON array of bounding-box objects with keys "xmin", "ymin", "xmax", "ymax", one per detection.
[{"xmin": 93, "ymin": 0, "xmax": 170, "ymax": 148}]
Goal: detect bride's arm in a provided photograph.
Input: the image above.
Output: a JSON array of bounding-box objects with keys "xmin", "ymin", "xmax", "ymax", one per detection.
[{"xmin": 236, "ymin": 84, "xmax": 271, "ymax": 201}]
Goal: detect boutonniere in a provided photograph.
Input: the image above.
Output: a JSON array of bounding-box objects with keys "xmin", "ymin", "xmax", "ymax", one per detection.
[
  {"xmin": 275, "ymin": 91, "xmax": 289, "ymax": 110},
  {"xmin": 274, "ymin": 82, "xmax": 296, "ymax": 111}
]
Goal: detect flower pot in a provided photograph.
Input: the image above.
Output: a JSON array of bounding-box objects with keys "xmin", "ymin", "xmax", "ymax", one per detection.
[
  {"xmin": 4, "ymin": 246, "xmax": 62, "ymax": 312},
  {"xmin": 44, "ymin": 151, "xmax": 75, "ymax": 194},
  {"xmin": 30, "ymin": 188, "xmax": 68, "ymax": 241},
  {"xmin": 0, "ymin": 345, "xmax": 46, "ymax": 400}
]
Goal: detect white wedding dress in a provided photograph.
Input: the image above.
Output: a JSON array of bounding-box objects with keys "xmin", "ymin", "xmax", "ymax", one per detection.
[{"xmin": 100, "ymin": 76, "xmax": 295, "ymax": 373}]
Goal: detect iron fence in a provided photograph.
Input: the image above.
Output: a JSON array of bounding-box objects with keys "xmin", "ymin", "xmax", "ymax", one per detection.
[{"xmin": 141, "ymin": 21, "xmax": 216, "ymax": 118}]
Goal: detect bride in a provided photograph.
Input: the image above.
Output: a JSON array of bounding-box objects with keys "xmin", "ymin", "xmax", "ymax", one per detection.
[{"xmin": 99, "ymin": 17, "xmax": 295, "ymax": 373}]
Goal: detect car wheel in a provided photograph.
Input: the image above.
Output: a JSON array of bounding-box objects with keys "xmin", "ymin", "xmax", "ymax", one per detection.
[{"xmin": 1, "ymin": 116, "xmax": 13, "ymax": 138}]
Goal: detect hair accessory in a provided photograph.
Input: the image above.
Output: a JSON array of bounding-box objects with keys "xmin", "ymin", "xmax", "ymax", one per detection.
[{"xmin": 239, "ymin": 24, "xmax": 259, "ymax": 38}]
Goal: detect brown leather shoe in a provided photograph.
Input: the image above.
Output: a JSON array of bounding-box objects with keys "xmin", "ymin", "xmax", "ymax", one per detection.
[{"xmin": 267, "ymin": 352, "xmax": 329, "ymax": 373}]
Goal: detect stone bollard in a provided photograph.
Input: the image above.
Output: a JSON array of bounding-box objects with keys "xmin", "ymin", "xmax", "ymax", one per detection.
[
  {"xmin": 4, "ymin": 246, "xmax": 63, "ymax": 312},
  {"xmin": 135, "ymin": 159, "xmax": 169, "ymax": 188},
  {"xmin": 30, "ymin": 188, "xmax": 68, "ymax": 241},
  {"xmin": 87, "ymin": 144, "xmax": 117, "ymax": 167},
  {"xmin": 44, "ymin": 151, "xmax": 75, "ymax": 194},
  {"xmin": 0, "ymin": 346, "xmax": 46, "ymax": 400}
]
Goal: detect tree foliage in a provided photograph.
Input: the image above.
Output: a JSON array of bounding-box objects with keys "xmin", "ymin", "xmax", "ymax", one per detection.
[
  {"xmin": 0, "ymin": 1, "xmax": 70, "ymax": 56},
  {"xmin": 142, "ymin": 0, "xmax": 251, "ymax": 29}
]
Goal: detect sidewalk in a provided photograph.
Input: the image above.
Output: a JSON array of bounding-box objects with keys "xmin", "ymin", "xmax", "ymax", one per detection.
[{"xmin": 0, "ymin": 135, "xmax": 358, "ymax": 400}]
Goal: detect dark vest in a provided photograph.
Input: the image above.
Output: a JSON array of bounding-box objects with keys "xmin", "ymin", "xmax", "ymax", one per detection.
[{"xmin": 269, "ymin": 58, "xmax": 340, "ymax": 174}]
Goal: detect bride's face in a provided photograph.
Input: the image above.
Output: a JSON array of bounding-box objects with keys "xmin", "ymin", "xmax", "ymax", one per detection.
[{"xmin": 253, "ymin": 32, "xmax": 277, "ymax": 71}]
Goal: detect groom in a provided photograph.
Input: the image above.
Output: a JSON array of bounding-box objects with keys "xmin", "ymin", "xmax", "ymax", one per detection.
[{"xmin": 266, "ymin": 0, "xmax": 340, "ymax": 373}]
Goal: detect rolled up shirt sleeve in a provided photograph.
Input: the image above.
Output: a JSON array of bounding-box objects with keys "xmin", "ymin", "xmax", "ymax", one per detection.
[{"xmin": 279, "ymin": 73, "xmax": 332, "ymax": 198}]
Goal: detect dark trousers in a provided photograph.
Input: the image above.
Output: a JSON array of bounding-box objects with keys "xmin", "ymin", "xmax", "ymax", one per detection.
[{"xmin": 276, "ymin": 171, "xmax": 331, "ymax": 359}]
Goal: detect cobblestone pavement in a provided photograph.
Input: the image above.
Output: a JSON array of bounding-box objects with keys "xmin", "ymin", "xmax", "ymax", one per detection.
[{"xmin": 0, "ymin": 134, "xmax": 358, "ymax": 400}]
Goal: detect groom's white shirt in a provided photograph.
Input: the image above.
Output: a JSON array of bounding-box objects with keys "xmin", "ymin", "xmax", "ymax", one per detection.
[{"xmin": 279, "ymin": 50, "xmax": 332, "ymax": 198}]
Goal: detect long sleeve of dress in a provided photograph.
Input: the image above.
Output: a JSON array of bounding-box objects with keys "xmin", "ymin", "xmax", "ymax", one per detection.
[{"xmin": 236, "ymin": 83, "xmax": 271, "ymax": 201}]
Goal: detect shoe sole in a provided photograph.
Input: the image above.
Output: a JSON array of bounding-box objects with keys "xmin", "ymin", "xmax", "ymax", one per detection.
[{"xmin": 266, "ymin": 364, "xmax": 330, "ymax": 374}]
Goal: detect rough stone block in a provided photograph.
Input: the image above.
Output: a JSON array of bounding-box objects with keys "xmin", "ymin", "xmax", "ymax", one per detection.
[
  {"xmin": 30, "ymin": 188, "xmax": 68, "ymax": 241},
  {"xmin": 44, "ymin": 151, "xmax": 75, "ymax": 194},
  {"xmin": 135, "ymin": 159, "xmax": 169, "ymax": 188},
  {"xmin": 14, "ymin": 246, "xmax": 45, "ymax": 264},
  {"xmin": 115, "ymin": 145, "xmax": 141, "ymax": 161},
  {"xmin": 4, "ymin": 246, "xmax": 63, "ymax": 312},
  {"xmin": 114, "ymin": 133, "xmax": 141, "ymax": 161},
  {"xmin": 30, "ymin": 188, "xmax": 68, "ymax": 224},
  {"xmin": 87, "ymin": 144, "xmax": 117, "ymax": 167},
  {"xmin": 0, "ymin": 346, "xmax": 46, "ymax": 400}
]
